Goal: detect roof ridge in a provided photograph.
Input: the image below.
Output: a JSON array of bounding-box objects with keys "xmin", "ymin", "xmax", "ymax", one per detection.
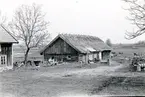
[{"xmin": 59, "ymin": 33, "xmax": 101, "ymax": 38}]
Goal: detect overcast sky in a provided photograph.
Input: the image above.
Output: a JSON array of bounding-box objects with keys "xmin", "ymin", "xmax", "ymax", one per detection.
[{"xmin": 0, "ymin": 0, "xmax": 144, "ymax": 43}]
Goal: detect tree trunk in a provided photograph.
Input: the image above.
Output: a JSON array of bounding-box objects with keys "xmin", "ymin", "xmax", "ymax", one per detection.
[{"xmin": 24, "ymin": 48, "xmax": 30, "ymax": 66}]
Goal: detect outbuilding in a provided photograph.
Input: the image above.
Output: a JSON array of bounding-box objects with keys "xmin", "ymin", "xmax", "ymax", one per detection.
[
  {"xmin": 0, "ymin": 25, "xmax": 18, "ymax": 70},
  {"xmin": 40, "ymin": 34, "xmax": 112, "ymax": 64}
]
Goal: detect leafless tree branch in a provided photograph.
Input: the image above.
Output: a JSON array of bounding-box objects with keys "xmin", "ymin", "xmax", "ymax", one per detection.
[
  {"xmin": 9, "ymin": 4, "xmax": 50, "ymax": 65},
  {"xmin": 123, "ymin": 0, "xmax": 145, "ymax": 39}
]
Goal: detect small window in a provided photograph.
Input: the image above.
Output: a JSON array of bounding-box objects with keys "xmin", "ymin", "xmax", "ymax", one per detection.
[
  {"xmin": 89, "ymin": 54, "xmax": 93, "ymax": 60},
  {"xmin": 0, "ymin": 55, "xmax": 7, "ymax": 65},
  {"xmin": 67, "ymin": 55, "xmax": 71, "ymax": 59}
]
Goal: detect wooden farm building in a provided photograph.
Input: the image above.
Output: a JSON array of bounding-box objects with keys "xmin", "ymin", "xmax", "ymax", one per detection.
[
  {"xmin": 0, "ymin": 26, "xmax": 18, "ymax": 70},
  {"xmin": 40, "ymin": 34, "xmax": 112, "ymax": 64}
]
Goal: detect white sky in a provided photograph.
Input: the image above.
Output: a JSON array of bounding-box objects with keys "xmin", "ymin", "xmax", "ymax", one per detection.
[{"xmin": 0, "ymin": 0, "xmax": 144, "ymax": 43}]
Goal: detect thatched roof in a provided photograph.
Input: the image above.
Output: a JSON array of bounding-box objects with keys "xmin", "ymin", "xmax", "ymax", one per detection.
[
  {"xmin": 41, "ymin": 34, "xmax": 112, "ymax": 54},
  {"xmin": 0, "ymin": 25, "xmax": 18, "ymax": 43}
]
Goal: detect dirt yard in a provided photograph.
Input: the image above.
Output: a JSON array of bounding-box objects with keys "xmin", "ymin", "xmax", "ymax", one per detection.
[{"xmin": 0, "ymin": 62, "xmax": 145, "ymax": 97}]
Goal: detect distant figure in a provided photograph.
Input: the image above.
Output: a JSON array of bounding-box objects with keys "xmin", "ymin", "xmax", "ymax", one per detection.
[
  {"xmin": 13, "ymin": 62, "xmax": 18, "ymax": 70},
  {"xmin": 134, "ymin": 53, "xmax": 138, "ymax": 56},
  {"xmin": 14, "ymin": 62, "xmax": 18, "ymax": 67},
  {"xmin": 49, "ymin": 57, "xmax": 54, "ymax": 63},
  {"xmin": 130, "ymin": 53, "xmax": 139, "ymax": 71},
  {"xmin": 20, "ymin": 62, "xmax": 24, "ymax": 67},
  {"xmin": 49, "ymin": 57, "xmax": 55, "ymax": 66},
  {"xmin": 107, "ymin": 59, "xmax": 110, "ymax": 65}
]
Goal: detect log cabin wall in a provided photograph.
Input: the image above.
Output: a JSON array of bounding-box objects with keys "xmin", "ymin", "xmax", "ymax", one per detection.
[
  {"xmin": 0, "ymin": 43, "xmax": 12, "ymax": 66},
  {"xmin": 45, "ymin": 38, "xmax": 78, "ymax": 54},
  {"xmin": 44, "ymin": 38, "xmax": 79, "ymax": 62}
]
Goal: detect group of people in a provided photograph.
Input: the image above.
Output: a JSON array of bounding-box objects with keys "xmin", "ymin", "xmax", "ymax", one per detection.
[
  {"xmin": 130, "ymin": 53, "xmax": 145, "ymax": 71},
  {"xmin": 13, "ymin": 62, "xmax": 24, "ymax": 69},
  {"xmin": 48, "ymin": 57, "xmax": 58, "ymax": 66}
]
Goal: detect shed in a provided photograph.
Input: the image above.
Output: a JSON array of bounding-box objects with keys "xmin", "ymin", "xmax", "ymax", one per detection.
[
  {"xmin": 0, "ymin": 25, "xmax": 18, "ymax": 70},
  {"xmin": 40, "ymin": 34, "xmax": 112, "ymax": 64}
]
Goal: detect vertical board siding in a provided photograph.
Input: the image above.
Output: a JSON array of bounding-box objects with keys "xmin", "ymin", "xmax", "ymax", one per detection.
[
  {"xmin": 44, "ymin": 38, "xmax": 79, "ymax": 62},
  {"xmin": 45, "ymin": 38, "xmax": 78, "ymax": 55}
]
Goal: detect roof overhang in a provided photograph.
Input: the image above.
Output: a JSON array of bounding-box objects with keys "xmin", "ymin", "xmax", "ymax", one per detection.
[
  {"xmin": 0, "ymin": 25, "xmax": 19, "ymax": 44},
  {"xmin": 0, "ymin": 42, "xmax": 19, "ymax": 44}
]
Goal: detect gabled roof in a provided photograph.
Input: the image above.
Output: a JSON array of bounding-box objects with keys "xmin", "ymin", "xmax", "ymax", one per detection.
[
  {"xmin": 40, "ymin": 34, "xmax": 112, "ymax": 54},
  {"xmin": 0, "ymin": 25, "xmax": 18, "ymax": 43}
]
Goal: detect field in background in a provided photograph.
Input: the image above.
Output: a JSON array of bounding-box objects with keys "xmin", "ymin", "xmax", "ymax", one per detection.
[
  {"xmin": 13, "ymin": 43, "xmax": 145, "ymax": 64},
  {"xmin": 111, "ymin": 44, "xmax": 145, "ymax": 63},
  {"xmin": 13, "ymin": 44, "xmax": 43, "ymax": 63}
]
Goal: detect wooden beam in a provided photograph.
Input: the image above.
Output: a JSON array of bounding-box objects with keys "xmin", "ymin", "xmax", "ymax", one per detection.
[
  {"xmin": 12, "ymin": 44, "xmax": 13, "ymax": 68},
  {"xmin": 99, "ymin": 51, "xmax": 102, "ymax": 60}
]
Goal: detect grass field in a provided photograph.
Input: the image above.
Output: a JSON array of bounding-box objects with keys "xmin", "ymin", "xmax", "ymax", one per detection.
[
  {"xmin": 113, "ymin": 46, "xmax": 145, "ymax": 57},
  {"xmin": 111, "ymin": 46, "xmax": 145, "ymax": 64},
  {"xmin": 0, "ymin": 62, "xmax": 145, "ymax": 97},
  {"xmin": 0, "ymin": 63, "xmax": 112, "ymax": 97}
]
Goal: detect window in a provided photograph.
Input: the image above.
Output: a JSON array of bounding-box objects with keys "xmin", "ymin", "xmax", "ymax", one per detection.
[
  {"xmin": 0, "ymin": 55, "xmax": 7, "ymax": 65},
  {"xmin": 89, "ymin": 54, "xmax": 93, "ymax": 60},
  {"xmin": 67, "ymin": 55, "xmax": 71, "ymax": 59}
]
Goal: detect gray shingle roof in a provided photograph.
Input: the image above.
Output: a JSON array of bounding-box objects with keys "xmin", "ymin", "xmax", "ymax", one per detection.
[
  {"xmin": 0, "ymin": 25, "xmax": 18, "ymax": 43},
  {"xmin": 41, "ymin": 34, "xmax": 112, "ymax": 54}
]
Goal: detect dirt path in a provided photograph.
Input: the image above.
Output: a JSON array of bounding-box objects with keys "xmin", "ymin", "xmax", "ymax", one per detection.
[
  {"xmin": 33, "ymin": 64, "xmax": 124, "ymax": 97},
  {"xmin": 36, "ymin": 64, "xmax": 124, "ymax": 78},
  {"xmin": 67, "ymin": 65, "xmax": 123, "ymax": 76}
]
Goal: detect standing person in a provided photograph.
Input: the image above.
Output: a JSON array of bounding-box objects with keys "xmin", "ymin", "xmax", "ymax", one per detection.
[{"xmin": 131, "ymin": 53, "xmax": 139, "ymax": 71}]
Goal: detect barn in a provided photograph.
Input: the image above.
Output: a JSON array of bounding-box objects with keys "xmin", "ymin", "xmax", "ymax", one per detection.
[
  {"xmin": 0, "ymin": 25, "xmax": 18, "ymax": 70},
  {"xmin": 40, "ymin": 34, "xmax": 112, "ymax": 64}
]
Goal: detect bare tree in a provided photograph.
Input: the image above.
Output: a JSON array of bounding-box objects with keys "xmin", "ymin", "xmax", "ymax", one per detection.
[
  {"xmin": 9, "ymin": 4, "xmax": 50, "ymax": 65},
  {"xmin": 123, "ymin": 0, "xmax": 145, "ymax": 39}
]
